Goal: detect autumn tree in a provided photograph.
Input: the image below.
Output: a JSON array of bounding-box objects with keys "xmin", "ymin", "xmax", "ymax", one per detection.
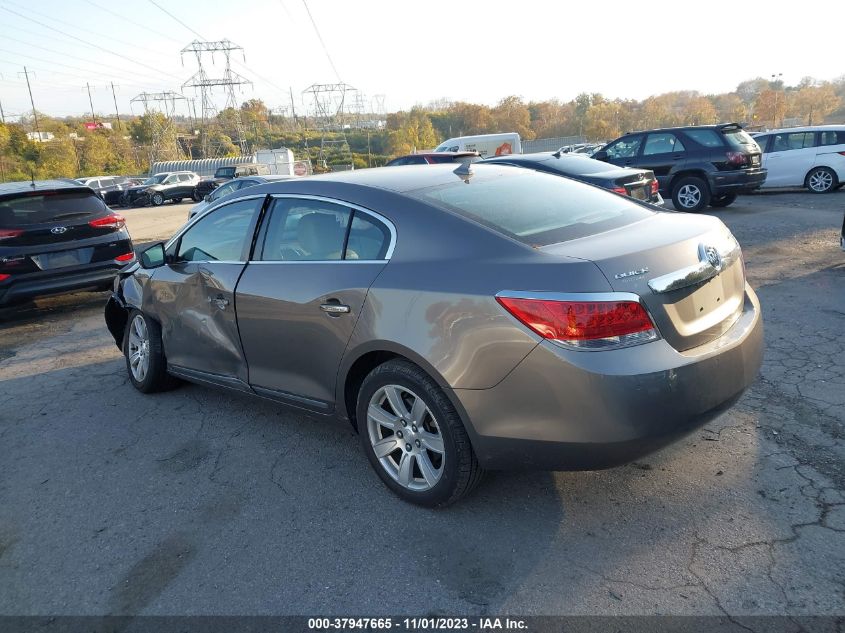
[
  {"xmin": 491, "ymin": 96, "xmax": 535, "ymax": 139},
  {"xmin": 753, "ymin": 89, "xmax": 790, "ymax": 128},
  {"xmin": 682, "ymin": 96, "xmax": 718, "ymax": 125},
  {"xmin": 386, "ymin": 108, "xmax": 439, "ymax": 156},
  {"xmin": 791, "ymin": 84, "xmax": 840, "ymax": 125}
]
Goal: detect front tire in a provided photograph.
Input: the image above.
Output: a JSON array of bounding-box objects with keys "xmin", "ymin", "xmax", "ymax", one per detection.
[
  {"xmin": 123, "ymin": 310, "xmax": 179, "ymax": 393},
  {"xmin": 357, "ymin": 360, "xmax": 483, "ymax": 507},
  {"xmin": 172, "ymin": 197, "xmax": 183, "ymax": 204},
  {"xmin": 671, "ymin": 176, "xmax": 711, "ymax": 212},
  {"xmin": 805, "ymin": 167, "xmax": 837, "ymax": 193},
  {"xmin": 150, "ymin": 192, "xmax": 165, "ymax": 206},
  {"xmin": 192, "ymin": 190, "xmax": 203, "ymax": 202},
  {"xmin": 710, "ymin": 193, "xmax": 737, "ymax": 208}
]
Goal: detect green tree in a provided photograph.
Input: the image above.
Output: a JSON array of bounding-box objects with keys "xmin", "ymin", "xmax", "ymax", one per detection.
[
  {"xmin": 491, "ymin": 96, "xmax": 535, "ymax": 138},
  {"xmin": 386, "ymin": 108, "xmax": 438, "ymax": 156}
]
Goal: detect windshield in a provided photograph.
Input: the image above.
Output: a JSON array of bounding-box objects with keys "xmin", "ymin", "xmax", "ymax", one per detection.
[
  {"xmin": 408, "ymin": 170, "xmax": 654, "ymax": 246},
  {"xmin": 143, "ymin": 175, "xmax": 167, "ymax": 185}
]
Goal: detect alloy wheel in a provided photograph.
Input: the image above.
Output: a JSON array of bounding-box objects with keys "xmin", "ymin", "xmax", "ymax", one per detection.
[
  {"xmin": 808, "ymin": 169, "xmax": 833, "ymax": 192},
  {"xmin": 366, "ymin": 384, "xmax": 445, "ymax": 491},
  {"xmin": 126, "ymin": 314, "xmax": 150, "ymax": 382},
  {"xmin": 677, "ymin": 184, "xmax": 702, "ymax": 208}
]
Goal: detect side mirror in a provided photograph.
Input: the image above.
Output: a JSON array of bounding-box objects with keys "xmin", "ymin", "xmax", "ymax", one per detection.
[
  {"xmin": 203, "ymin": 194, "xmax": 212, "ymax": 202},
  {"xmin": 592, "ymin": 150, "xmax": 609, "ymax": 161},
  {"xmin": 139, "ymin": 242, "xmax": 166, "ymax": 269}
]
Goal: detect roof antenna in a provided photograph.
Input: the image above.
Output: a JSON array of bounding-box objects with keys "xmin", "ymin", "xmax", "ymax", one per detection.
[{"xmin": 453, "ymin": 161, "xmax": 473, "ymax": 182}]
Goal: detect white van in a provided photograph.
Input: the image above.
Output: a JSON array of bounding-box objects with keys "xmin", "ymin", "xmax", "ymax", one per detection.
[
  {"xmin": 434, "ymin": 133, "xmax": 521, "ymax": 158},
  {"xmin": 753, "ymin": 126, "xmax": 845, "ymax": 193}
]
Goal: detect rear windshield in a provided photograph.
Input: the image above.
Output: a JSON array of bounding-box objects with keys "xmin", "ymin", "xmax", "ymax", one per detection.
[
  {"xmin": 0, "ymin": 190, "xmax": 108, "ymax": 227},
  {"xmin": 408, "ymin": 170, "xmax": 654, "ymax": 246},
  {"xmin": 217, "ymin": 167, "xmax": 236, "ymax": 178},
  {"xmin": 722, "ymin": 127, "xmax": 758, "ymax": 148}
]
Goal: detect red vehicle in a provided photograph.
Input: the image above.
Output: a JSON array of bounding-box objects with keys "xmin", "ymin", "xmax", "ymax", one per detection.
[{"xmin": 385, "ymin": 151, "xmax": 480, "ymax": 166}]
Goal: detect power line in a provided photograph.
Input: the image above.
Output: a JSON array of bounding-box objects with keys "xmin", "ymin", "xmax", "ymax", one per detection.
[
  {"xmin": 83, "ymin": 0, "xmax": 184, "ymax": 44},
  {"xmin": 0, "ymin": 5, "xmax": 181, "ymax": 82},
  {"xmin": 147, "ymin": 0, "xmax": 206, "ymax": 40},
  {"xmin": 2, "ymin": 0, "xmax": 175, "ymax": 65},
  {"xmin": 301, "ymin": 0, "xmax": 342, "ymax": 82}
]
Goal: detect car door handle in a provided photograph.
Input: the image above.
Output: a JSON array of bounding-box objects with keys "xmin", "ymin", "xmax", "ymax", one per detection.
[
  {"xmin": 320, "ymin": 303, "xmax": 350, "ymax": 315},
  {"xmin": 672, "ymin": 155, "xmax": 684, "ymax": 160},
  {"xmin": 209, "ymin": 295, "xmax": 229, "ymax": 310}
]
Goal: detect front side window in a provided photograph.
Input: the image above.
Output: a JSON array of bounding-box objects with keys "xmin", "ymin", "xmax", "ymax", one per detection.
[
  {"xmin": 604, "ymin": 135, "xmax": 643, "ymax": 159},
  {"xmin": 176, "ymin": 199, "xmax": 259, "ymax": 262},
  {"xmin": 259, "ymin": 199, "xmax": 351, "ymax": 261},
  {"xmin": 643, "ymin": 133, "xmax": 686, "ymax": 155},
  {"xmin": 144, "ymin": 175, "xmax": 166, "ymax": 186},
  {"xmin": 211, "ymin": 181, "xmax": 239, "ymax": 200},
  {"xmin": 163, "ymin": 176, "xmax": 178, "ymax": 184}
]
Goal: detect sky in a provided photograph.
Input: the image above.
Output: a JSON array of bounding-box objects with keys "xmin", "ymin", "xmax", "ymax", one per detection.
[{"xmin": 0, "ymin": 0, "xmax": 842, "ymax": 122}]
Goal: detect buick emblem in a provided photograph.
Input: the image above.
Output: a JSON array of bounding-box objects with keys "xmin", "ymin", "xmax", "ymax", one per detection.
[
  {"xmin": 700, "ymin": 244, "xmax": 721, "ymax": 268},
  {"xmin": 50, "ymin": 226, "xmax": 68, "ymax": 235}
]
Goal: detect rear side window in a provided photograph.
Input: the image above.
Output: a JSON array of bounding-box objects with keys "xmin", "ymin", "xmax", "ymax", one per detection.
[
  {"xmin": 683, "ymin": 129, "xmax": 723, "ymax": 148},
  {"xmin": 259, "ymin": 199, "xmax": 351, "ymax": 261},
  {"xmin": 819, "ymin": 130, "xmax": 845, "ymax": 146},
  {"xmin": 0, "ymin": 190, "xmax": 109, "ymax": 227},
  {"xmin": 346, "ymin": 213, "xmax": 390, "ymax": 260},
  {"xmin": 771, "ymin": 132, "xmax": 816, "ymax": 152},
  {"xmin": 643, "ymin": 133, "xmax": 686, "ymax": 155},
  {"xmin": 409, "ymin": 170, "xmax": 654, "ymax": 247}
]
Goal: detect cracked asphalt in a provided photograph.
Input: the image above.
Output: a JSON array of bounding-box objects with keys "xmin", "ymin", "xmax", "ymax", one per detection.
[{"xmin": 0, "ymin": 192, "xmax": 843, "ymax": 617}]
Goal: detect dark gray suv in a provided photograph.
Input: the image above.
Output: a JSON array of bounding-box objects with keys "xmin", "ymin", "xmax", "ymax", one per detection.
[{"xmin": 105, "ymin": 164, "xmax": 763, "ymax": 506}]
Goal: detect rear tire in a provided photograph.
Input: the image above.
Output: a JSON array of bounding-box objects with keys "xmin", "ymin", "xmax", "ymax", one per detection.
[
  {"xmin": 123, "ymin": 310, "xmax": 180, "ymax": 394},
  {"xmin": 805, "ymin": 167, "xmax": 837, "ymax": 193},
  {"xmin": 357, "ymin": 360, "xmax": 483, "ymax": 507},
  {"xmin": 709, "ymin": 193, "xmax": 737, "ymax": 208},
  {"xmin": 150, "ymin": 192, "xmax": 165, "ymax": 206},
  {"xmin": 671, "ymin": 176, "xmax": 711, "ymax": 212}
]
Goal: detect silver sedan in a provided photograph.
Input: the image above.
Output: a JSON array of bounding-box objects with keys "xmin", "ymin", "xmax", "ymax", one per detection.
[{"xmin": 105, "ymin": 163, "xmax": 763, "ymax": 506}]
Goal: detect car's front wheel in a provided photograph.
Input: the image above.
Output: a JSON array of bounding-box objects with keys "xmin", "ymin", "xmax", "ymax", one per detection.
[
  {"xmin": 710, "ymin": 193, "xmax": 737, "ymax": 208},
  {"xmin": 123, "ymin": 310, "xmax": 179, "ymax": 393},
  {"xmin": 172, "ymin": 197, "xmax": 183, "ymax": 204},
  {"xmin": 671, "ymin": 176, "xmax": 711, "ymax": 212},
  {"xmin": 192, "ymin": 190, "xmax": 202, "ymax": 202},
  {"xmin": 150, "ymin": 192, "xmax": 165, "ymax": 206},
  {"xmin": 357, "ymin": 360, "xmax": 483, "ymax": 507},
  {"xmin": 806, "ymin": 167, "xmax": 837, "ymax": 193}
]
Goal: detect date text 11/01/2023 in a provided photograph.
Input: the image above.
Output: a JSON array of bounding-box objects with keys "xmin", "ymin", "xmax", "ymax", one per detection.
[{"xmin": 308, "ymin": 617, "xmax": 528, "ymax": 630}]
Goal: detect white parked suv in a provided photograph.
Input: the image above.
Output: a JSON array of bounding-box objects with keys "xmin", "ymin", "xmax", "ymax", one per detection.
[{"xmin": 753, "ymin": 126, "xmax": 845, "ymax": 193}]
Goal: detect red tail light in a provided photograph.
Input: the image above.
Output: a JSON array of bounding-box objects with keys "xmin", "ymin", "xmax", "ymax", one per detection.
[
  {"xmin": 0, "ymin": 229, "xmax": 23, "ymax": 241},
  {"xmin": 0, "ymin": 273, "xmax": 10, "ymax": 282},
  {"xmin": 725, "ymin": 151, "xmax": 749, "ymax": 167},
  {"xmin": 838, "ymin": 151, "xmax": 845, "ymax": 157},
  {"xmin": 651, "ymin": 179, "xmax": 659, "ymax": 195},
  {"xmin": 496, "ymin": 295, "xmax": 658, "ymax": 350},
  {"xmin": 89, "ymin": 213, "xmax": 125, "ymax": 230},
  {"xmin": 611, "ymin": 187, "xmax": 628, "ymax": 195},
  {"xmin": 115, "ymin": 252, "xmax": 135, "ymax": 262}
]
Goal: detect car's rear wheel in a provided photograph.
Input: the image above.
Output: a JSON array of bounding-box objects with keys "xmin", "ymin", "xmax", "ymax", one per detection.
[
  {"xmin": 150, "ymin": 192, "xmax": 165, "ymax": 206},
  {"xmin": 805, "ymin": 167, "xmax": 837, "ymax": 193},
  {"xmin": 123, "ymin": 310, "xmax": 179, "ymax": 393},
  {"xmin": 671, "ymin": 176, "xmax": 711, "ymax": 212},
  {"xmin": 357, "ymin": 360, "xmax": 483, "ymax": 507},
  {"xmin": 709, "ymin": 193, "xmax": 737, "ymax": 208}
]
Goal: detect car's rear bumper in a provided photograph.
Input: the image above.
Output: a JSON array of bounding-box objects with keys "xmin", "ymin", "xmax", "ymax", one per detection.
[
  {"xmin": 709, "ymin": 168, "xmax": 767, "ymax": 194},
  {"xmin": 0, "ymin": 261, "xmax": 129, "ymax": 306},
  {"xmin": 452, "ymin": 284, "xmax": 763, "ymax": 470}
]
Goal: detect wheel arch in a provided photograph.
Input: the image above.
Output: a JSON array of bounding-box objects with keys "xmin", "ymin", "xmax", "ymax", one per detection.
[
  {"xmin": 668, "ymin": 169, "xmax": 711, "ymax": 193},
  {"xmin": 337, "ymin": 341, "xmax": 465, "ymax": 433}
]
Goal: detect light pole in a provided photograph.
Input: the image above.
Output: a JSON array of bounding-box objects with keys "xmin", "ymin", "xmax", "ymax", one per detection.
[{"xmin": 771, "ymin": 73, "xmax": 783, "ymax": 128}]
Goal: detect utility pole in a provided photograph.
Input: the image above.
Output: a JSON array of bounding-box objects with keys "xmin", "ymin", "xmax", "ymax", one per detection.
[
  {"xmin": 110, "ymin": 82, "xmax": 122, "ymax": 130},
  {"xmin": 86, "ymin": 82, "xmax": 97, "ymax": 126},
  {"xmin": 0, "ymin": 97, "xmax": 5, "ymax": 125},
  {"xmin": 289, "ymin": 86, "xmax": 298, "ymax": 128},
  {"xmin": 20, "ymin": 67, "xmax": 41, "ymax": 140}
]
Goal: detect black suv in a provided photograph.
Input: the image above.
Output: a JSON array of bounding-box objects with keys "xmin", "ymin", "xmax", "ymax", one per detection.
[
  {"xmin": 193, "ymin": 164, "xmax": 271, "ymax": 200},
  {"xmin": 594, "ymin": 123, "xmax": 766, "ymax": 211},
  {"xmin": 120, "ymin": 171, "xmax": 200, "ymax": 207},
  {"xmin": 0, "ymin": 180, "xmax": 135, "ymax": 307}
]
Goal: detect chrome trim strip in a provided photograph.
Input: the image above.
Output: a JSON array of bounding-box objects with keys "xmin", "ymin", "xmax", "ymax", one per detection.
[
  {"xmin": 246, "ymin": 260, "xmax": 387, "ymax": 265},
  {"xmin": 648, "ymin": 240, "xmax": 741, "ymax": 294},
  {"xmin": 495, "ymin": 290, "xmax": 643, "ymax": 303}
]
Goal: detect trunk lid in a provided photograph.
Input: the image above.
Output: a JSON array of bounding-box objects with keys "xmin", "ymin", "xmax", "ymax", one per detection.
[{"xmin": 542, "ymin": 213, "xmax": 745, "ymax": 351}]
